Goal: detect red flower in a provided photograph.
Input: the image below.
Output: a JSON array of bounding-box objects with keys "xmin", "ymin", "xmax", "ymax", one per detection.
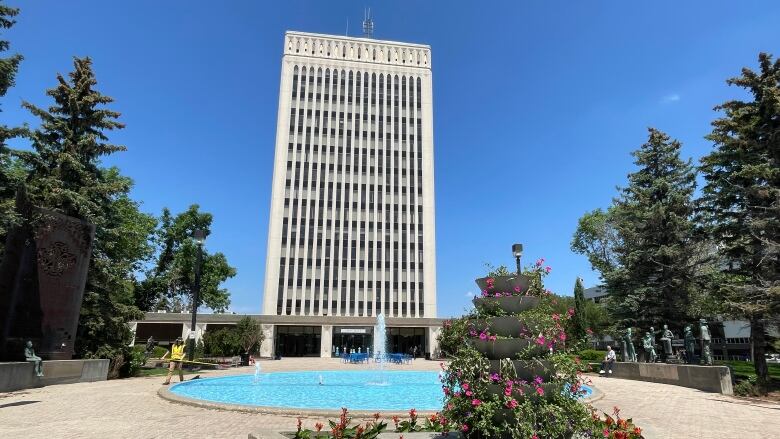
[
  {"xmin": 315, "ymin": 423, "xmax": 323, "ymax": 432},
  {"xmin": 409, "ymin": 408, "xmax": 417, "ymax": 420}
]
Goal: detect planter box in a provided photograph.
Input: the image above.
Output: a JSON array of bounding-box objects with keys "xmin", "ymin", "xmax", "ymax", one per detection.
[
  {"xmin": 471, "ymin": 339, "xmax": 546, "ymax": 360},
  {"xmin": 472, "ymin": 296, "xmax": 540, "ymax": 314},
  {"xmin": 475, "ymin": 275, "xmax": 531, "ymax": 295},
  {"xmin": 487, "ymin": 359, "xmax": 554, "ymax": 380},
  {"xmin": 472, "ymin": 316, "xmax": 527, "ymax": 338}
]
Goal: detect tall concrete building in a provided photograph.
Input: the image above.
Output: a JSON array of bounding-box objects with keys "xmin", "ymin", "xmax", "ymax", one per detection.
[
  {"xmin": 128, "ymin": 31, "xmax": 443, "ymax": 359},
  {"xmin": 260, "ymin": 31, "xmax": 439, "ymax": 356}
]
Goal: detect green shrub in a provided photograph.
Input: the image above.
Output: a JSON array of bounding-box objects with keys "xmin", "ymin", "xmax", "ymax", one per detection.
[
  {"xmin": 733, "ymin": 376, "xmax": 765, "ymax": 397},
  {"xmin": 577, "ymin": 349, "xmax": 607, "ymax": 362}
]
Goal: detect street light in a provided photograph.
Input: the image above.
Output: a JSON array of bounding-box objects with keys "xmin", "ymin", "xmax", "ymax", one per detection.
[
  {"xmin": 512, "ymin": 243, "xmax": 523, "ymax": 275},
  {"xmin": 188, "ymin": 229, "xmax": 206, "ymax": 362}
]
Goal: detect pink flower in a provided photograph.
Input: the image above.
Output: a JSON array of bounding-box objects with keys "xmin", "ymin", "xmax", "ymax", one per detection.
[
  {"xmin": 552, "ymin": 313, "xmax": 560, "ymax": 321},
  {"xmin": 532, "ymin": 436, "xmax": 539, "ymax": 439},
  {"xmin": 490, "ymin": 373, "xmax": 500, "ymax": 381},
  {"xmin": 586, "ymin": 328, "xmax": 594, "ymax": 335},
  {"xmin": 489, "ymin": 335, "xmax": 497, "ymax": 341},
  {"xmin": 465, "ymin": 390, "xmax": 473, "ymax": 397},
  {"xmin": 504, "ymin": 386, "xmax": 512, "ymax": 396},
  {"xmin": 514, "ymin": 286, "xmax": 521, "ymax": 293},
  {"xmin": 462, "ymin": 383, "xmax": 469, "ymax": 390},
  {"xmin": 559, "ymin": 332, "xmax": 567, "ymax": 341},
  {"xmin": 471, "ymin": 399, "xmax": 481, "ymax": 406},
  {"xmin": 461, "ymin": 424, "xmax": 469, "ymax": 432},
  {"xmin": 567, "ymin": 308, "xmax": 575, "ymax": 317},
  {"xmin": 535, "ymin": 386, "xmax": 544, "ymax": 396},
  {"xmin": 536, "ymin": 336, "xmax": 546, "ymax": 346},
  {"xmin": 506, "ymin": 399, "xmax": 518, "ymax": 409},
  {"xmin": 545, "ymin": 266, "xmax": 551, "ymax": 273},
  {"xmin": 533, "ymin": 376, "xmax": 543, "ymax": 385},
  {"xmin": 454, "ymin": 391, "xmax": 461, "ymax": 397},
  {"xmin": 479, "ymin": 332, "xmax": 487, "ymax": 341}
]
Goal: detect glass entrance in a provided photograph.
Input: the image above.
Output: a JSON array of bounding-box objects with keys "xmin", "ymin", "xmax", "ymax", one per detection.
[
  {"xmin": 332, "ymin": 327, "xmax": 373, "ymax": 357},
  {"xmin": 275, "ymin": 326, "xmax": 321, "ymax": 357}
]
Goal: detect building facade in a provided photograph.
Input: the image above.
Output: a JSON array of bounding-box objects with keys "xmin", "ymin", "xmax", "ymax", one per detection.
[
  {"xmin": 261, "ymin": 31, "xmax": 438, "ymax": 357},
  {"xmin": 129, "ymin": 31, "xmax": 442, "ymax": 359}
]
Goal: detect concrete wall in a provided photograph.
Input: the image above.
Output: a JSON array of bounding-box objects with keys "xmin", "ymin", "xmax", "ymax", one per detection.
[
  {"xmin": 611, "ymin": 362, "xmax": 733, "ymax": 394},
  {"xmin": 0, "ymin": 359, "xmax": 109, "ymax": 393}
]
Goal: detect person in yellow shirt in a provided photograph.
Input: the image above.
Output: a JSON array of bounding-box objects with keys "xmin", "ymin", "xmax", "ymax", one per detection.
[{"xmin": 162, "ymin": 337, "xmax": 186, "ymax": 385}]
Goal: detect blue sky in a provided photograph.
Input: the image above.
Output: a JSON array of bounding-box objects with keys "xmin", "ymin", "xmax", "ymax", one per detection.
[{"xmin": 3, "ymin": 1, "xmax": 779, "ymax": 317}]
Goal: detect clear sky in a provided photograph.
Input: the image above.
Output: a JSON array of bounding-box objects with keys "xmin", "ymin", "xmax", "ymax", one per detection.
[{"xmin": 3, "ymin": 1, "xmax": 779, "ymax": 317}]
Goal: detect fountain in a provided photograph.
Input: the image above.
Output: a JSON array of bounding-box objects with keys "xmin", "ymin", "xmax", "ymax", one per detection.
[
  {"xmin": 371, "ymin": 313, "xmax": 389, "ymax": 385},
  {"xmin": 253, "ymin": 362, "xmax": 261, "ymax": 384}
]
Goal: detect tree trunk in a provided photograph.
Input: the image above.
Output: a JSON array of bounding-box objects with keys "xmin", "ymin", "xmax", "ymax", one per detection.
[{"xmin": 751, "ymin": 317, "xmax": 768, "ymax": 383}]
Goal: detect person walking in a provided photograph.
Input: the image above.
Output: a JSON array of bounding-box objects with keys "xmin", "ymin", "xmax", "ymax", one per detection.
[
  {"xmin": 599, "ymin": 345, "xmax": 616, "ymax": 376},
  {"xmin": 162, "ymin": 337, "xmax": 186, "ymax": 385}
]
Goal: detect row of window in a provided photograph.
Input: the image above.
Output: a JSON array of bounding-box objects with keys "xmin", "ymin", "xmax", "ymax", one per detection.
[{"xmin": 277, "ymin": 300, "xmax": 425, "ymax": 317}]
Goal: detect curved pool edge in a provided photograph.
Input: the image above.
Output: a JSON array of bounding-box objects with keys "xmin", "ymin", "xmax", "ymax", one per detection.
[
  {"xmin": 582, "ymin": 383, "xmax": 604, "ymax": 404},
  {"xmin": 157, "ymin": 385, "xmax": 440, "ymax": 417}
]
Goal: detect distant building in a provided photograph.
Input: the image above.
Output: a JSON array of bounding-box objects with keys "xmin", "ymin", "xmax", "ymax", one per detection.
[{"xmin": 583, "ymin": 286, "xmax": 609, "ymax": 304}]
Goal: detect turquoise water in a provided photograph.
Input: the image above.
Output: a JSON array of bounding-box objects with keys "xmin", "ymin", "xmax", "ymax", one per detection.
[
  {"xmin": 170, "ymin": 371, "xmax": 593, "ymax": 411},
  {"xmin": 170, "ymin": 370, "xmax": 444, "ymax": 411}
]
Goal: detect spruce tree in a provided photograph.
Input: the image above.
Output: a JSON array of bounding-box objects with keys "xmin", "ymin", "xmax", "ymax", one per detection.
[
  {"xmin": 17, "ymin": 58, "xmax": 155, "ymax": 365},
  {"xmin": 699, "ymin": 53, "xmax": 779, "ymax": 384},
  {"xmin": 0, "ymin": 0, "xmax": 23, "ymax": 251},
  {"xmin": 606, "ymin": 128, "xmax": 698, "ymax": 332}
]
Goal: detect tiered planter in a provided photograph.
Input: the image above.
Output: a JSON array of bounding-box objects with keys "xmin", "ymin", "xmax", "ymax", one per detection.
[{"xmin": 469, "ymin": 275, "xmax": 555, "ymax": 404}]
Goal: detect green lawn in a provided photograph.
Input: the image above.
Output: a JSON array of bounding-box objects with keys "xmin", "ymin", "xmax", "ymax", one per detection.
[
  {"xmin": 716, "ymin": 360, "xmax": 780, "ymax": 380},
  {"xmin": 135, "ymin": 367, "xmax": 197, "ymax": 377}
]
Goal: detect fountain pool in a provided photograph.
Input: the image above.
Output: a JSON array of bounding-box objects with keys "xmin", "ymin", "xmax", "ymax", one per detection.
[
  {"xmin": 170, "ymin": 370, "xmax": 444, "ymax": 411},
  {"xmin": 168, "ymin": 371, "xmax": 594, "ymax": 412}
]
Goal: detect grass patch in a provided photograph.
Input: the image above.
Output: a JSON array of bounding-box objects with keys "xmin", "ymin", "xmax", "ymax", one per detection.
[
  {"xmin": 134, "ymin": 367, "xmax": 197, "ymax": 377},
  {"xmin": 716, "ymin": 360, "xmax": 780, "ymax": 380}
]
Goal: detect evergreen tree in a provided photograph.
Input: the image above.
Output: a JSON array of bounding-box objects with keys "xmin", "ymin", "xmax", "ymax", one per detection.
[
  {"xmin": 135, "ymin": 204, "xmax": 236, "ymax": 312},
  {"xmin": 699, "ymin": 53, "xmax": 780, "ymax": 384},
  {"xmin": 16, "ymin": 58, "xmax": 155, "ymax": 365},
  {"xmin": 606, "ymin": 128, "xmax": 698, "ymax": 332},
  {"xmin": 571, "ymin": 277, "xmax": 587, "ymax": 341},
  {"xmin": 0, "ymin": 0, "xmax": 23, "ymax": 251}
]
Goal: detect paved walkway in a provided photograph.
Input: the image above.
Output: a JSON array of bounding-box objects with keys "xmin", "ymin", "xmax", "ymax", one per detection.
[{"xmin": 0, "ymin": 358, "xmax": 777, "ymax": 438}]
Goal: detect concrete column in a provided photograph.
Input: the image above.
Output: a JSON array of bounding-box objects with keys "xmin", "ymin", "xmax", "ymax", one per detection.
[
  {"xmin": 181, "ymin": 323, "xmax": 191, "ymax": 341},
  {"xmin": 321, "ymin": 325, "xmax": 333, "ymax": 358},
  {"xmin": 259, "ymin": 324, "xmax": 275, "ymax": 358},
  {"xmin": 195, "ymin": 323, "xmax": 207, "ymax": 344},
  {"xmin": 128, "ymin": 322, "xmax": 138, "ymax": 346},
  {"xmin": 427, "ymin": 326, "xmax": 441, "ymax": 359}
]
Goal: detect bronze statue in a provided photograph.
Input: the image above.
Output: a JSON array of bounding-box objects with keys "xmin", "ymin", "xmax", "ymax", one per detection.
[
  {"xmin": 684, "ymin": 324, "xmax": 696, "ymax": 363},
  {"xmin": 660, "ymin": 324, "xmax": 674, "ymax": 358},
  {"xmin": 24, "ymin": 341, "xmax": 44, "ymax": 377},
  {"xmin": 622, "ymin": 328, "xmax": 637, "ymax": 362},
  {"xmin": 642, "ymin": 331, "xmax": 657, "ymax": 363},
  {"xmin": 699, "ymin": 319, "xmax": 713, "ymax": 366}
]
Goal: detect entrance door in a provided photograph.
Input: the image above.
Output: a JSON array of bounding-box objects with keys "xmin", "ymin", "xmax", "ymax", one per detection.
[{"xmin": 275, "ymin": 326, "xmax": 321, "ymax": 357}]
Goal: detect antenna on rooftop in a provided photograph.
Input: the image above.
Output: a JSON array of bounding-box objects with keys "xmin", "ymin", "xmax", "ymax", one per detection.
[{"xmin": 362, "ymin": 8, "xmax": 374, "ymax": 38}]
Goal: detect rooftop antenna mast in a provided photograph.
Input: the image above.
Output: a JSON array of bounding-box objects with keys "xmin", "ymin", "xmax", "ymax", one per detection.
[{"xmin": 362, "ymin": 8, "xmax": 374, "ymax": 38}]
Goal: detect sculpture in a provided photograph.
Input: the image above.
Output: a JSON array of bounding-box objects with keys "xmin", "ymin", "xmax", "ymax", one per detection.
[
  {"xmin": 660, "ymin": 324, "xmax": 674, "ymax": 358},
  {"xmin": 622, "ymin": 328, "xmax": 637, "ymax": 362},
  {"xmin": 684, "ymin": 325, "xmax": 696, "ymax": 364},
  {"xmin": 699, "ymin": 319, "xmax": 713, "ymax": 366},
  {"xmin": 642, "ymin": 332, "xmax": 657, "ymax": 363},
  {"xmin": 144, "ymin": 336, "xmax": 157, "ymax": 358},
  {"xmin": 24, "ymin": 341, "xmax": 44, "ymax": 377}
]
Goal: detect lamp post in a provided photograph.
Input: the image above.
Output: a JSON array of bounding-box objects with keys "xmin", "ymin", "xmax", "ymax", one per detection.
[
  {"xmin": 188, "ymin": 229, "xmax": 206, "ymax": 362},
  {"xmin": 512, "ymin": 243, "xmax": 523, "ymax": 275}
]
